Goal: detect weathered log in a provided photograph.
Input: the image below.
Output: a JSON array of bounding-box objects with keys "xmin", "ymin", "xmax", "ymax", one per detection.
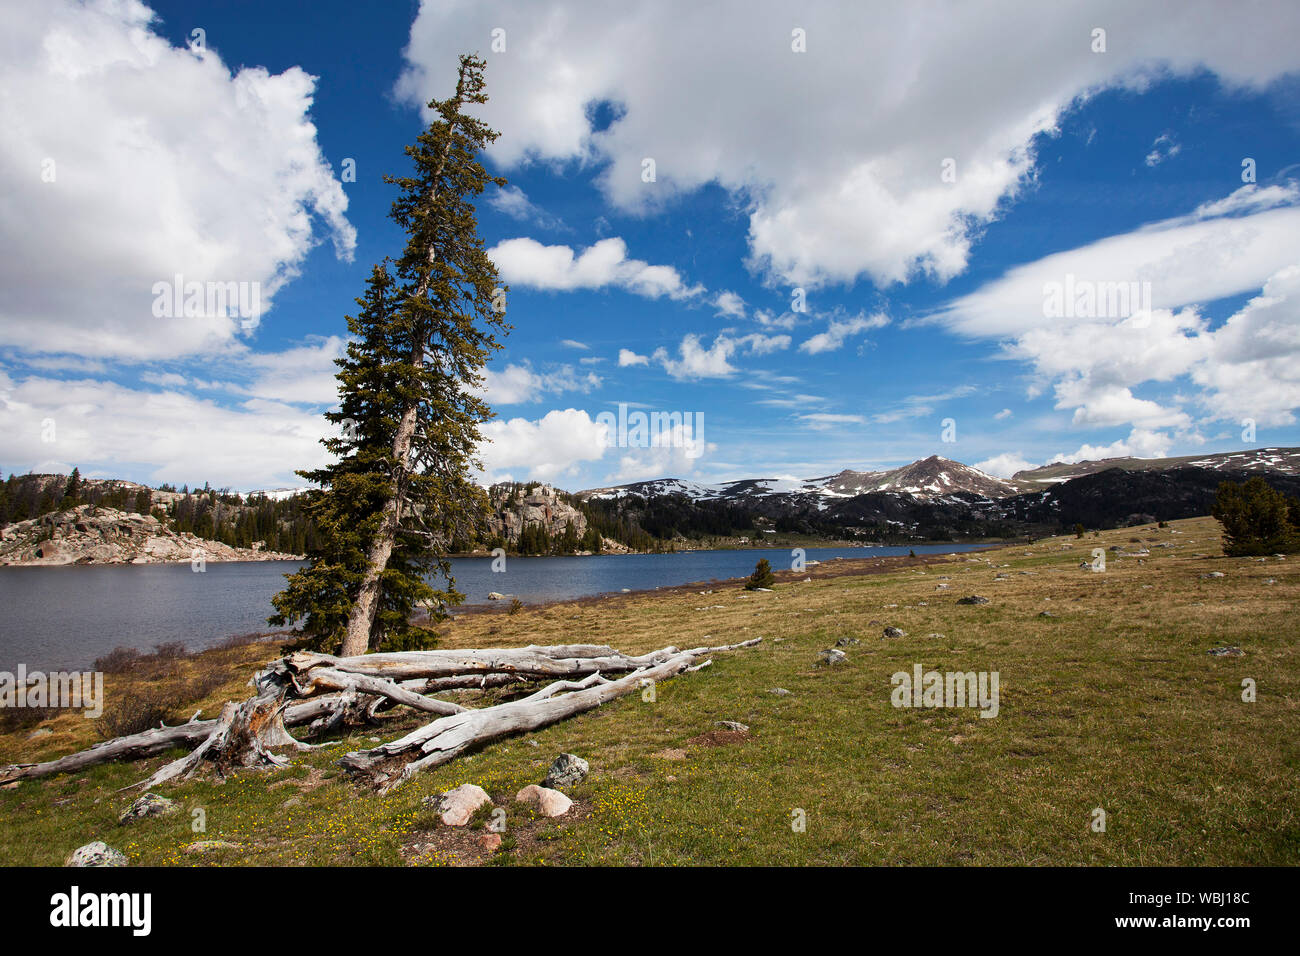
[
  {"xmin": 289, "ymin": 644, "xmax": 695, "ymax": 682},
  {"xmin": 0, "ymin": 694, "xmax": 358, "ymax": 785},
  {"xmin": 338, "ymin": 638, "xmax": 761, "ymax": 792}
]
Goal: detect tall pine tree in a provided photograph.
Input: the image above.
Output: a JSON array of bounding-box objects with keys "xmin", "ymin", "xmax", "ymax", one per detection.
[{"xmin": 270, "ymin": 54, "xmax": 508, "ymax": 654}]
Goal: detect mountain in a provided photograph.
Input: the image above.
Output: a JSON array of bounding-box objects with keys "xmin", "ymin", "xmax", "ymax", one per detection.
[
  {"xmin": 576, "ymin": 447, "xmax": 1300, "ymax": 543},
  {"xmin": 580, "ymin": 456, "xmax": 1018, "ymax": 505},
  {"xmin": 1011, "ymin": 447, "xmax": 1300, "ymax": 487}
]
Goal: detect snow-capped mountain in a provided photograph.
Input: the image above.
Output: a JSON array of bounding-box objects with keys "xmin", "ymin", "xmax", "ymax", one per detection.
[
  {"xmin": 579, "ymin": 455, "xmax": 1019, "ymax": 504},
  {"xmin": 1011, "ymin": 447, "xmax": 1300, "ymax": 487}
]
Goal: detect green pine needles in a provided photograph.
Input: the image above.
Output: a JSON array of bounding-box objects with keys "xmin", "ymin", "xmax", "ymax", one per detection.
[{"xmin": 270, "ymin": 54, "xmax": 509, "ymax": 655}]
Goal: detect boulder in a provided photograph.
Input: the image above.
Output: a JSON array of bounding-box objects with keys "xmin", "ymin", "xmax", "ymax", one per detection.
[
  {"xmin": 956, "ymin": 595, "xmax": 990, "ymax": 605},
  {"xmin": 835, "ymin": 636, "xmax": 860, "ymax": 647},
  {"xmin": 715, "ymin": 720, "xmax": 749, "ymax": 732},
  {"xmin": 515, "ymin": 784, "xmax": 573, "ymax": 817},
  {"xmin": 66, "ymin": 841, "xmax": 127, "ymax": 867},
  {"xmin": 882, "ymin": 626, "xmax": 906, "ymax": 639},
  {"xmin": 118, "ymin": 792, "xmax": 178, "ymax": 824},
  {"xmin": 542, "ymin": 753, "xmax": 589, "ymax": 790},
  {"xmin": 426, "ymin": 783, "xmax": 492, "ymax": 827},
  {"xmin": 816, "ymin": 648, "xmax": 847, "ymax": 666}
]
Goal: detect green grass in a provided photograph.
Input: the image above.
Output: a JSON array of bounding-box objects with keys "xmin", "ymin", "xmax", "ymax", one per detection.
[{"xmin": 2, "ymin": 516, "xmax": 1297, "ymax": 866}]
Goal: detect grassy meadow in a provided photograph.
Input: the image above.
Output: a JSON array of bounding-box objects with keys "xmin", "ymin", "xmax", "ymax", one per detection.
[{"xmin": 1, "ymin": 515, "xmax": 1296, "ymax": 866}]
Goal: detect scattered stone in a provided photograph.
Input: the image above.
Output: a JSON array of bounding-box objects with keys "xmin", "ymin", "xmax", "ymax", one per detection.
[
  {"xmin": 1208, "ymin": 646, "xmax": 1245, "ymax": 657},
  {"xmin": 426, "ymin": 783, "xmax": 492, "ymax": 827},
  {"xmin": 768, "ymin": 687, "xmax": 791, "ymax": 696},
  {"xmin": 65, "ymin": 841, "xmax": 127, "ymax": 867},
  {"xmin": 515, "ymin": 785, "xmax": 573, "ymax": 817},
  {"xmin": 527, "ymin": 739, "xmax": 540, "ymax": 748},
  {"xmin": 935, "ymin": 583, "xmax": 950, "ymax": 590},
  {"xmin": 926, "ymin": 633, "xmax": 945, "ymax": 639},
  {"xmin": 835, "ymin": 636, "xmax": 860, "ymax": 647},
  {"xmin": 183, "ymin": 840, "xmax": 242, "ymax": 855},
  {"xmin": 478, "ymin": 832, "xmax": 503, "ymax": 852},
  {"xmin": 1263, "ymin": 578, "xmax": 1277, "ymax": 584},
  {"xmin": 716, "ymin": 720, "xmax": 749, "ymax": 732},
  {"xmin": 882, "ymin": 626, "xmax": 906, "ymax": 639},
  {"xmin": 1201, "ymin": 572, "xmax": 1226, "ymax": 579},
  {"xmin": 486, "ymin": 591, "xmax": 506, "ymax": 600},
  {"xmin": 956, "ymin": 595, "xmax": 990, "ymax": 605},
  {"xmin": 542, "ymin": 753, "xmax": 589, "ymax": 790},
  {"xmin": 816, "ymin": 648, "xmax": 847, "ymax": 666},
  {"xmin": 750, "ymin": 587, "xmax": 773, "ymax": 592},
  {"xmin": 1038, "ymin": 611, "xmax": 1055, "ymax": 618},
  {"xmin": 118, "ymin": 792, "xmax": 178, "ymax": 825}
]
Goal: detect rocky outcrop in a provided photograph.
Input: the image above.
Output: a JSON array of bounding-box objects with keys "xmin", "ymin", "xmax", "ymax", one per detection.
[
  {"xmin": 484, "ymin": 484, "xmax": 588, "ymax": 546},
  {"xmin": 0, "ymin": 505, "xmax": 301, "ymax": 566}
]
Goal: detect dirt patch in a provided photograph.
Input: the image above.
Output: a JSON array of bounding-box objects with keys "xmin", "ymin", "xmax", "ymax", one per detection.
[
  {"xmin": 685, "ymin": 729, "xmax": 752, "ymax": 747},
  {"xmin": 650, "ymin": 748, "xmax": 687, "ymax": 760}
]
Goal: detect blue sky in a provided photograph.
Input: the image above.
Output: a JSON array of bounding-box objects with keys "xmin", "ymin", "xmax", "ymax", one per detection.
[{"xmin": 2, "ymin": 0, "xmax": 1299, "ymax": 491}]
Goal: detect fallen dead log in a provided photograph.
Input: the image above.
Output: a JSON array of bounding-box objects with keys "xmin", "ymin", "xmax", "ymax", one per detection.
[
  {"xmin": 288, "ymin": 644, "xmax": 701, "ymax": 682},
  {"xmin": 338, "ymin": 637, "xmax": 761, "ymax": 792},
  {"xmin": 0, "ymin": 695, "xmax": 351, "ymax": 785}
]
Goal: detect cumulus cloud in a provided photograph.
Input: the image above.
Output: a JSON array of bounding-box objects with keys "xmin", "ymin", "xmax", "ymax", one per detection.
[
  {"xmin": 0, "ymin": 0, "xmax": 355, "ymax": 361},
  {"xmin": 937, "ymin": 193, "xmax": 1300, "ymax": 436},
  {"xmin": 478, "ymin": 408, "xmax": 609, "ymax": 481},
  {"xmin": 713, "ymin": 291, "xmax": 746, "ymax": 318},
  {"xmin": 487, "ymin": 184, "xmax": 564, "ymax": 229},
  {"xmin": 652, "ymin": 332, "xmax": 790, "ymax": 380},
  {"xmin": 1144, "ymin": 132, "xmax": 1181, "ymax": 167},
  {"xmin": 974, "ymin": 452, "xmax": 1039, "ymax": 478},
  {"xmin": 478, "ymin": 362, "xmax": 601, "ymax": 405},
  {"xmin": 399, "ymin": 0, "xmax": 1300, "ymax": 288},
  {"xmin": 618, "ymin": 348, "xmax": 649, "ymax": 367},
  {"xmin": 0, "ymin": 369, "xmax": 333, "ymax": 489},
  {"xmin": 488, "ymin": 237, "xmax": 702, "ymax": 299}
]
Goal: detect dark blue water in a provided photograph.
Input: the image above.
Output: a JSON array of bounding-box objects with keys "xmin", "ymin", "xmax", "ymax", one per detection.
[{"xmin": 0, "ymin": 544, "xmax": 988, "ymax": 670}]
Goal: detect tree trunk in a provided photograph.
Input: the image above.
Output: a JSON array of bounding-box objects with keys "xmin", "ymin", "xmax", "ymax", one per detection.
[{"xmin": 338, "ymin": 638, "xmax": 760, "ymax": 791}]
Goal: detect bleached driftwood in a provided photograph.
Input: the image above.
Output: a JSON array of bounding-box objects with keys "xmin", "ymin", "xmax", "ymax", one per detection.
[
  {"xmin": 1, "ymin": 638, "xmax": 762, "ymax": 790},
  {"xmin": 338, "ymin": 638, "xmax": 761, "ymax": 791}
]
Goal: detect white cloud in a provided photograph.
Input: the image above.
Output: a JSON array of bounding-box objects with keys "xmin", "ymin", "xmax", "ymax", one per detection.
[
  {"xmin": 994, "ymin": 408, "xmax": 1013, "ymax": 420},
  {"xmin": 797, "ymin": 413, "xmax": 866, "ymax": 431},
  {"xmin": 478, "ymin": 362, "xmax": 601, "ymax": 405},
  {"xmin": 400, "ymin": 0, "xmax": 1300, "ymax": 289},
  {"xmin": 651, "ymin": 332, "xmax": 789, "ymax": 380},
  {"xmin": 487, "ymin": 184, "xmax": 563, "ymax": 229},
  {"xmin": 488, "ymin": 237, "xmax": 703, "ymax": 299},
  {"xmin": 1051, "ymin": 428, "xmax": 1175, "ymax": 464},
  {"xmin": 974, "ymin": 452, "xmax": 1038, "ymax": 478},
  {"xmin": 560, "ymin": 339, "xmax": 589, "ymax": 350},
  {"xmin": 0, "ymin": 0, "xmax": 355, "ymax": 361},
  {"xmin": 0, "ymin": 369, "xmax": 332, "ymax": 489},
  {"xmin": 713, "ymin": 291, "xmax": 746, "ymax": 318},
  {"xmin": 478, "ymin": 408, "xmax": 609, "ymax": 481},
  {"xmin": 799, "ymin": 312, "xmax": 889, "ymax": 355},
  {"xmin": 618, "ymin": 348, "xmax": 649, "ymax": 367},
  {"xmin": 1144, "ymin": 132, "xmax": 1181, "ymax": 167}
]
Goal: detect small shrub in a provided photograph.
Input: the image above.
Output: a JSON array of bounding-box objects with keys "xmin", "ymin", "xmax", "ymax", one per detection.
[
  {"xmin": 93, "ymin": 646, "xmax": 141, "ymax": 674},
  {"xmin": 744, "ymin": 558, "xmax": 775, "ymax": 590},
  {"xmin": 508, "ymin": 598, "xmax": 524, "ymax": 615},
  {"xmin": 1073, "ymin": 524, "xmax": 1086, "ymax": 539}
]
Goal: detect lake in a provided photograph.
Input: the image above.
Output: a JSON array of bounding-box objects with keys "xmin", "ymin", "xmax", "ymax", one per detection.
[{"xmin": 0, "ymin": 543, "xmax": 990, "ymax": 670}]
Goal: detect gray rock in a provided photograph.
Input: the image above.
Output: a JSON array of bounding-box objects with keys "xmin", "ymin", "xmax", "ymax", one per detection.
[
  {"xmin": 66, "ymin": 841, "xmax": 127, "ymax": 867},
  {"xmin": 715, "ymin": 720, "xmax": 749, "ymax": 732},
  {"xmin": 1207, "ymin": 646, "xmax": 1245, "ymax": 657},
  {"xmin": 956, "ymin": 595, "xmax": 990, "ymax": 605},
  {"xmin": 882, "ymin": 626, "xmax": 906, "ymax": 639},
  {"xmin": 835, "ymin": 636, "xmax": 860, "ymax": 647},
  {"xmin": 542, "ymin": 752, "xmax": 589, "ymax": 790},
  {"xmin": 767, "ymin": 687, "xmax": 791, "ymax": 696},
  {"xmin": 1201, "ymin": 572, "xmax": 1226, "ymax": 579},
  {"xmin": 816, "ymin": 648, "xmax": 847, "ymax": 666},
  {"xmin": 1038, "ymin": 610, "xmax": 1055, "ymax": 618},
  {"xmin": 118, "ymin": 792, "xmax": 178, "ymax": 825}
]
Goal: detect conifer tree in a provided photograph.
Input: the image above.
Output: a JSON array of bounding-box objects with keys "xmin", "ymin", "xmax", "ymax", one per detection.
[{"xmin": 271, "ymin": 54, "xmax": 508, "ymax": 655}]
